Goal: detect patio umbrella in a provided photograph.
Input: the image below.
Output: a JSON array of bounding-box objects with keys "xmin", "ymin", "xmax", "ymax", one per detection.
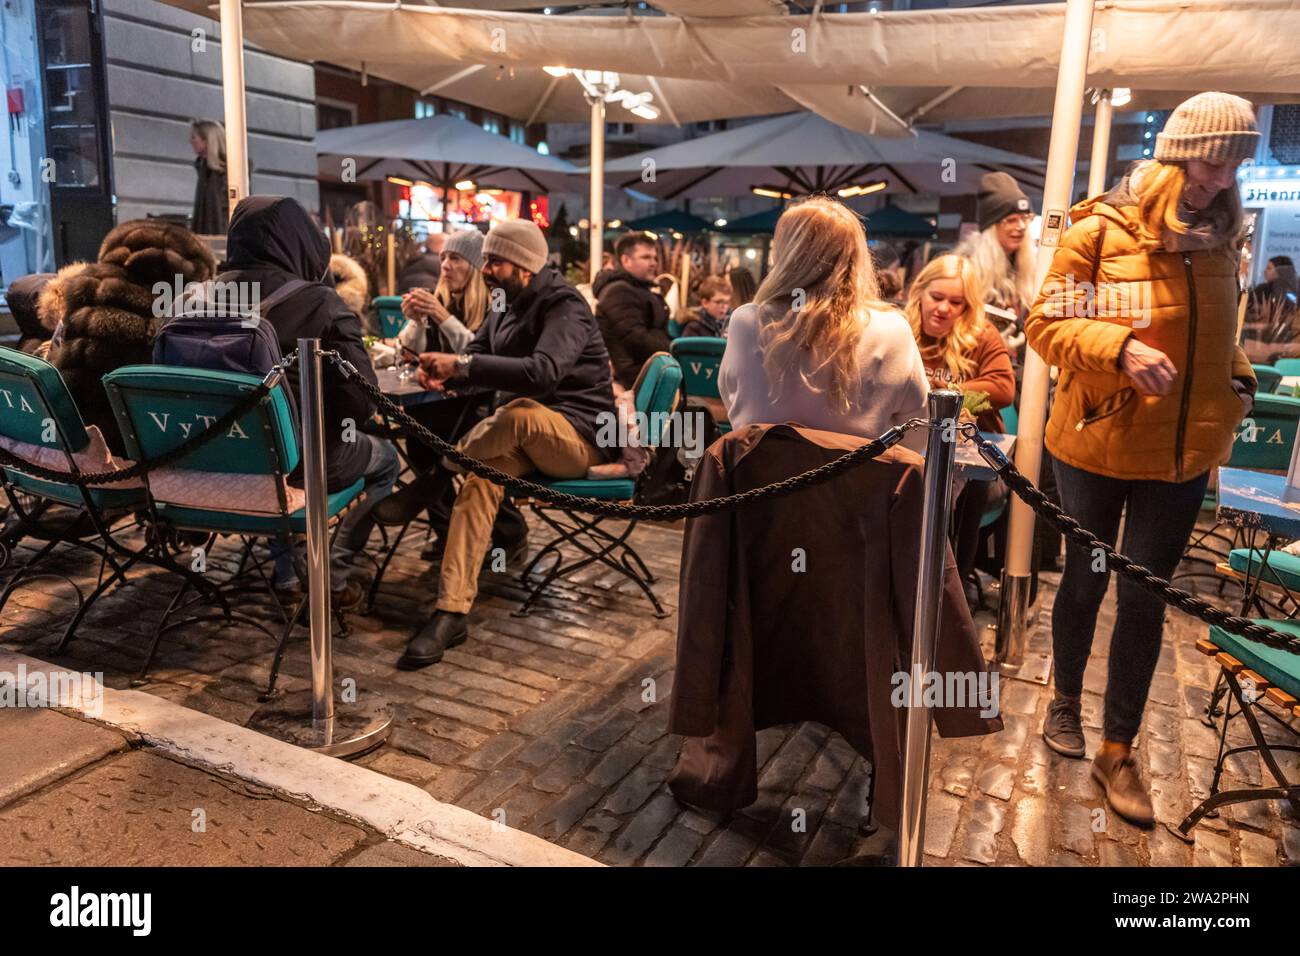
[
  {"xmin": 600, "ymin": 112, "xmax": 1045, "ymax": 201},
  {"xmin": 315, "ymin": 114, "xmax": 581, "ymax": 193},
  {"xmin": 719, "ymin": 207, "xmax": 782, "ymax": 234},
  {"xmin": 625, "ymin": 210, "xmax": 714, "ymax": 233},
  {"xmin": 864, "ymin": 204, "xmax": 937, "ymax": 239}
]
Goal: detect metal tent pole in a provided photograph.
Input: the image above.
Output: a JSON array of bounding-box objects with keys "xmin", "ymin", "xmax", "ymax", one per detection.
[
  {"xmin": 897, "ymin": 389, "xmax": 962, "ymax": 867},
  {"xmin": 218, "ymin": 0, "xmax": 251, "ymax": 216},
  {"xmin": 1088, "ymin": 90, "xmax": 1114, "ymax": 197},
  {"xmin": 589, "ymin": 95, "xmax": 606, "ymax": 284},
  {"xmin": 997, "ymin": 0, "xmax": 1097, "ymax": 667}
]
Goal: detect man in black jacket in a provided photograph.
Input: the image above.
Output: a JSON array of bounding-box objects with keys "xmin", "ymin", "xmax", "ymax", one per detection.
[
  {"xmin": 220, "ymin": 196, "xmax": 401, "ymax": 604},
  {"xmin": 594, "ymin": 231, "xmax": 669, "ymax": 388},
  {"xmin": 404, "ymin": 219, "xmax": 617, "ymax": 667}
]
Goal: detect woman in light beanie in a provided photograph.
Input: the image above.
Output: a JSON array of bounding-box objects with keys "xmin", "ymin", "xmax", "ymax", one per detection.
[{"xmin": 1025, "ymin": 92, "xmax": 1259, "ymax": 826}]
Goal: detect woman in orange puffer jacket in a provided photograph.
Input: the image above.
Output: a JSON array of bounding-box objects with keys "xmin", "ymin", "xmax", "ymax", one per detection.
[{"xmin": 1024, "ymin": 92, "xmax": 1259, "ymax": 828}]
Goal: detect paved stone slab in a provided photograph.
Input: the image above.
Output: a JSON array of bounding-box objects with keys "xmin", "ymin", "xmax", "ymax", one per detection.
[
  {"xmin": 343, "ymin": 841, "xmax": 461, "ymax": 867},
  {"xmin": 0, "ymin": 709, "xmax": 129, "ymax": 809},
  {"xmin": 0, "ymin": 750, "xmax": 368, "ymax": 866}
]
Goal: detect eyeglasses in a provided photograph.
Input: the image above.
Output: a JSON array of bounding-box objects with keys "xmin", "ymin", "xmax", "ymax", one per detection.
[{"xmin": 1001, "ymin": 213, "xmax": 1034, "ymax": 227}]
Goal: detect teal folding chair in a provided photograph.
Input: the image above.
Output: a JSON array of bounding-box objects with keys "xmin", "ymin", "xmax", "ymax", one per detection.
[
  {"xmin": 0, "ymin": 347, "xmax": 212, "ymax": 650},
  {"xmin": 1182, "ymin": 392, "xmax": 1300, "ymax": 586},
  {"xmin": 373, "ymin": 296, "xmax": 406, "ymax": 338},
  {"xmin": 1274, "ymin": 358, "xmax": 1300, "ymax": 378},
  {"xmin": 670, "ymin": 336, "xmax": 729, "ymax": 434},
  {"xmin": 514, "ymin": 353, "xmax": 684, "ymax": 619},
  {"xmin": 1251, "ymin": 364, "xmax": 1283, "ymax": 395},
  {"xmin": 103, "ymin": 365, "xmax": 364, "ymax": 696}
]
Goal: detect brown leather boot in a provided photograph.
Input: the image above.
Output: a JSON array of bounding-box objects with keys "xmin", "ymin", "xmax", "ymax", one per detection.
[{"xmin": 1091, "ymin": 743, "xmax": 1154, "ymax": 826}]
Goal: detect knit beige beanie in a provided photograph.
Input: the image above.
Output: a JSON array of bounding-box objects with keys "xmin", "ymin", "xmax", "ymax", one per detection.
[
  {"xmin": 483, "ymin": 219, "xmax": 549, "ymax": 274},
  {"xmin": 1155, "ymin": 92, "xmax": 1260, "ymax": 164}
]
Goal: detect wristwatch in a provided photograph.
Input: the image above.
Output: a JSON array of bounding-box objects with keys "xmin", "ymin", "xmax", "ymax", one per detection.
[{"xmin": 454, "ymin": 353, "xmax": 474, "ymax": 379}]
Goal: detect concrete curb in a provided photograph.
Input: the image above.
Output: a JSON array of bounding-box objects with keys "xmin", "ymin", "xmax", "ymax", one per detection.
[{"xmin": 0, "ymin": 649, "xmax": 600, "ymax": 868}]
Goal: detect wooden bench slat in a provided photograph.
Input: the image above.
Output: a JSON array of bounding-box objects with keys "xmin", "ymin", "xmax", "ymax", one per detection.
[{"xmin": 1215, "ymin": 652, "xmax": 1245, "ymax": 673}]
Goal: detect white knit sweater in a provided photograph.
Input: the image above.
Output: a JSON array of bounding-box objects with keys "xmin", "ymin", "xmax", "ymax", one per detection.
[{"xmin": 719, "ymin": 301, "xmax": 930, "ymax": 445}]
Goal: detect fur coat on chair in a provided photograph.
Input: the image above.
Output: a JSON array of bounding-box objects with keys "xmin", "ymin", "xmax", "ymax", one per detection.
[{"xmin": 38, "ymin": 219, "xmax": 217, "ymax": 456}]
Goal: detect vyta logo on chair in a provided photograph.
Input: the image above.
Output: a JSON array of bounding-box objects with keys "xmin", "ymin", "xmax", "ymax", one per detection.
[
  {"xmin": 0, "ymin": 388, "xmax": 37, "ymax": 415},
  {"xmin": 145, "ymin": 411, "xmax": 252, "ymax": 440}
]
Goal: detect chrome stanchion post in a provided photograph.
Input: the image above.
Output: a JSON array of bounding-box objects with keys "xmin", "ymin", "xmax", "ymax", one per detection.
[
  {"xmin": 249, "ymin": 339, "xmax": 391, "ymax": 758},
  {"xmin": 897, "ymin": 389, "xmax": 962, "ymax": 868},
  {"xmin": 300, "ymin": 337, "xmax": 334, "ymax": 737}
]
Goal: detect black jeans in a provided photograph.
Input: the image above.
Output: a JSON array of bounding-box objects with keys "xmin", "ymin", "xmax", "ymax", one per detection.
[{"xmin": 1050, "ymin": 457, "xmax": 1209, "ymax": 745}]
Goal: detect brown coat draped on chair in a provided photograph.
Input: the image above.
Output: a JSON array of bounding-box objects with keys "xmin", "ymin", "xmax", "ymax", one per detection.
[{"xmin": 668, "ymin": 423, "xmax": 1003, "ymax": 832}]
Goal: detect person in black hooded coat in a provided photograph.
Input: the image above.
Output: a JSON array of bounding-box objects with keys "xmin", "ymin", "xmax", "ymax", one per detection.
[{"xmin": 216, "ymin": 196, "xmax": 400, "ymax": 591}]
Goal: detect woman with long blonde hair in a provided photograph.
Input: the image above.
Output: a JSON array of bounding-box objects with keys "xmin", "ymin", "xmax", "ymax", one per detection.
[
  {"xmin": 1024, "ymin": 92, "xmax": 1259, "ymax": 826},
  {"xmin": 906, "ymin": 253, "xmax": 1015, "ymax": 607},
  {"xmin": 189, "ymin": 119, "xmax": 229, "ymax": 234},
  {"xmin": 718, "ymin": 195, "xmax": 928, "ymax": 440}
]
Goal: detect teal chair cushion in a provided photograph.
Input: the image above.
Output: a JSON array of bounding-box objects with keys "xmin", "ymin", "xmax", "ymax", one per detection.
[
  {"xmin": 1273, "ymin": 358, "xmax": 1300, "ymax": 378},
  {"xmin": 373, "ymin": 296, "xmax": 405, "ymax": 338},
  {"xmin": 1209, "ymin": 619, "xmax": 1300, "ymax": 701},
  {"xmin": 8, "ymin": 472, "xmax": 145, "ymax": 511},
  {"xmin": 156, "ymin": 479, "xmax": 364, "ymax": 534},
  {"xmin": 1227, "ymin": 547, "xmax": 1300, "ymax": 593},
  {"xmin": 534, "ymin": 476, "xmax": 636, "ymax": 500}
]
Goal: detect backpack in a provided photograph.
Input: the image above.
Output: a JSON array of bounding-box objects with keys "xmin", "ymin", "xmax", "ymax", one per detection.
[{"xmin": 152, "ymin": 278, "xmax": 310, "ymax": 374}]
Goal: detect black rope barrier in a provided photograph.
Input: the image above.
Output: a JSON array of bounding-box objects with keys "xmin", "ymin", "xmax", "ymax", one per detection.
[
  {"xmin": 0, "ymin": 353, "xmax": 298, "ymax": 487},
  {"xmin": 4, "ymin": 342, "xmax": 1296, "ymax": 658},
  {"xmin": 966, "ymin": 430, "xmax": 1300, "ymax": 656},
  {"xmin": 327, "ymin": 352, "xmax": 913, "ymax": 520}
]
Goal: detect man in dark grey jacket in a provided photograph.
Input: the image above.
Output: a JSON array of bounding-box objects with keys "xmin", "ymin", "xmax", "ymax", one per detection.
[{"xmin": 404, "ymin": 219, "xmax": 617, "ymax": 667}]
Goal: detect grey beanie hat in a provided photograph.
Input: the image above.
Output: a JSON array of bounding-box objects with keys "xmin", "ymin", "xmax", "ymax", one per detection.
[
  {"xmin": 483, "ymin": 219, "xmax": 549, "ymax": 274},
  {"xmin": 1155, "ymin": 92, "xmax": 1260, "ymax": 164},
  {"xmin": 977, "ymin": 172, "xmax": 1033, "ymax": 232},
  {"xmin": 442, "ymin": 228, "xmax": 484, "ymax": 270}
]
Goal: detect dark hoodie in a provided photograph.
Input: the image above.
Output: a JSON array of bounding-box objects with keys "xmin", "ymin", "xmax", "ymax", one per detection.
[
  {"xmin": 464, "ymin": 265, "xmax": 616, "ymax": 461},
  {"xmin": 593, "ymin": 268, "xmax": 670, "ymax": 388},
  {"xmin": 218, "ymin": 196, "xmax": 378, "ymax": 490}
]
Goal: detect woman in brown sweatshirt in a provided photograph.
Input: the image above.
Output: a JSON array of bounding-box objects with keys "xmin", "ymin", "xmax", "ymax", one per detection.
[{"xmin": 906, "ymin": 254, "xmax": 1016, "ymax": 606}]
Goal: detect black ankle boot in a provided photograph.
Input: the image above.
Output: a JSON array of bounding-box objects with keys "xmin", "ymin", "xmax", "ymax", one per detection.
[{"xmin": 399, "ymin": 610, "xmax": 468, "ymax": 669}]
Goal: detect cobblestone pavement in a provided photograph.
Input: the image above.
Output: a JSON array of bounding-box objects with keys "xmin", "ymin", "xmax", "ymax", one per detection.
[
  {"xmin": 0, "ymin": 707, "xmax": 457, "ymax": 866},
  {"xmin": 1, "ymin": 509, "xmax": 1297, "ymax": 866}
]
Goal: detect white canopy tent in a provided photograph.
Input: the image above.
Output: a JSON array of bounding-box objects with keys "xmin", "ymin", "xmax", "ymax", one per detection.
[
  {"xmin": 171, "ymin": 0, "xmax": 1300, "ymax": 129},
  {"xmin": 599, "ymin": 112, "xmax": 1045, "ymax": 200},
  {"xmin": 314, "ymin": 113, "xmax": 580, "ymax": 192}
]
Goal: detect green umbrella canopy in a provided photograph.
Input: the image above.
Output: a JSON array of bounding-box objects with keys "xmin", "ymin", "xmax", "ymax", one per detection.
[
  {"xmin": 719, "ymin": 206, "xmax": 783, "ymax": 234},
  {"xmin": 626, "ymin": 210, "xmax": 715, "ymax": 233},
  {"xmin": 865, "ymin": 204, "xmax": 937, "ymax": 238}
]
